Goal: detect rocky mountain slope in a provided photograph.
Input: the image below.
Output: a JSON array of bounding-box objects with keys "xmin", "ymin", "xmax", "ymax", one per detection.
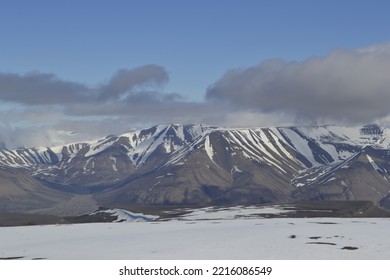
[{"xmin": 1, "ymin": 123, "xmax": 390, "ymax": 213}]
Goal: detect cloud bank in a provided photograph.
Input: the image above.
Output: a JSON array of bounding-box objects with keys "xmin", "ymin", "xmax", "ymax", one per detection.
[
  {"xmin": 1, "ymin": 43, "xmax": 390, "ymax": 148},
  {"xmin": 206, "ymin": 45, "xmax": 390, "ymax": 125}
]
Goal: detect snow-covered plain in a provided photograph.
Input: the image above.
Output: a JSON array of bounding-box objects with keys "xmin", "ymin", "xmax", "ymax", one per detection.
[{"xmin": 1, "ymin": 207, "xmax": 390, "ymax": 260}]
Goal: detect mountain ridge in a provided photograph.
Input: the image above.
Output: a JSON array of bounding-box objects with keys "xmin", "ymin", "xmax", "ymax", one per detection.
[{"xmin": 1, "ymin": 123, "xmax": 390, "ymax": 213}]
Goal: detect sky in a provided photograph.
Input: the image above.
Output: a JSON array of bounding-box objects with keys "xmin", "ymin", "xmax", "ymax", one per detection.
[{"xmin": 1, "ymin": 0, "xmax": 390, "ymax": 148}]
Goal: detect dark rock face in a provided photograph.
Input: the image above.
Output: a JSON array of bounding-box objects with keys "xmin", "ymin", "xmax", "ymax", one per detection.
[
  {"xmin": 1, "ymin": 123, "xmax": 390, "ymax": 212},
  {"xmin": 360, "ymin": 124, "xmax": 383, "ymax": 136}
]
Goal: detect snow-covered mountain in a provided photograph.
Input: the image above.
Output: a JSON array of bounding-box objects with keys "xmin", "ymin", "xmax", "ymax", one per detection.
[{"xmin": 1, "ymin": 123, "xmax": 390, "ymax": 212}]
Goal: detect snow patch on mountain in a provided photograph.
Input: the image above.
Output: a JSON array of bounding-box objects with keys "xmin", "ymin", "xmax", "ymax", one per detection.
[
  {"xmin": 231, "ymin": 165, "xmax": 243, "ymax": 174},
  {"xmin": 367, "ymin": 155, "xmax": 380, "ymax": 171},
  {"xmin": 204, "ymin": 134, "xmax": 216, "ymax": 164}
]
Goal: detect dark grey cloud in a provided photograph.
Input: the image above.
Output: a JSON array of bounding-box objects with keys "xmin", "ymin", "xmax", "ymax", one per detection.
[
  {"xmin": 99, "ymin": 65, "xmax": 169, "ymax": 100},
  {"xmin": 206, "ymin": 46, "xmax": 390, "ymax": 124},
  {"xmin": 0, "ymin": 64, "xmax": 171, "ymax": 105},
  {"xmin": 0, "ymin": 72, "xmax": 90, "ymax": 104}
]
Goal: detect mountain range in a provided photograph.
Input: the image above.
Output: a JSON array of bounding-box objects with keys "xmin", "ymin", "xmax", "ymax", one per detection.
[{"xmin": 1, "ymin": 123, "xmax": 390, "ymax": 215}]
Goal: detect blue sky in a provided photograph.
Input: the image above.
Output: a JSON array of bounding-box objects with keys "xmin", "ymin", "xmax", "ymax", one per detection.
[
  {"xmin": 1, "ymin": 0, "xmax": 390, "ymax": 147},
  {"xmin": 2, "ymin": 0, "xmax": 389, "ymax": 98}
]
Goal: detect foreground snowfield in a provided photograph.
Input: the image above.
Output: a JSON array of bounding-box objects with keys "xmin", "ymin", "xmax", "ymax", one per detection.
[{"xmin": 1, "ymin": 215, "xmax": 390, "ymax": 259}]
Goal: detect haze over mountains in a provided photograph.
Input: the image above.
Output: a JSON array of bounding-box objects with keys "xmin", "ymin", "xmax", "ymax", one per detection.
[{"xmin": 1, "ymin": 123, "xmax": 390, "ymax": 215}]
